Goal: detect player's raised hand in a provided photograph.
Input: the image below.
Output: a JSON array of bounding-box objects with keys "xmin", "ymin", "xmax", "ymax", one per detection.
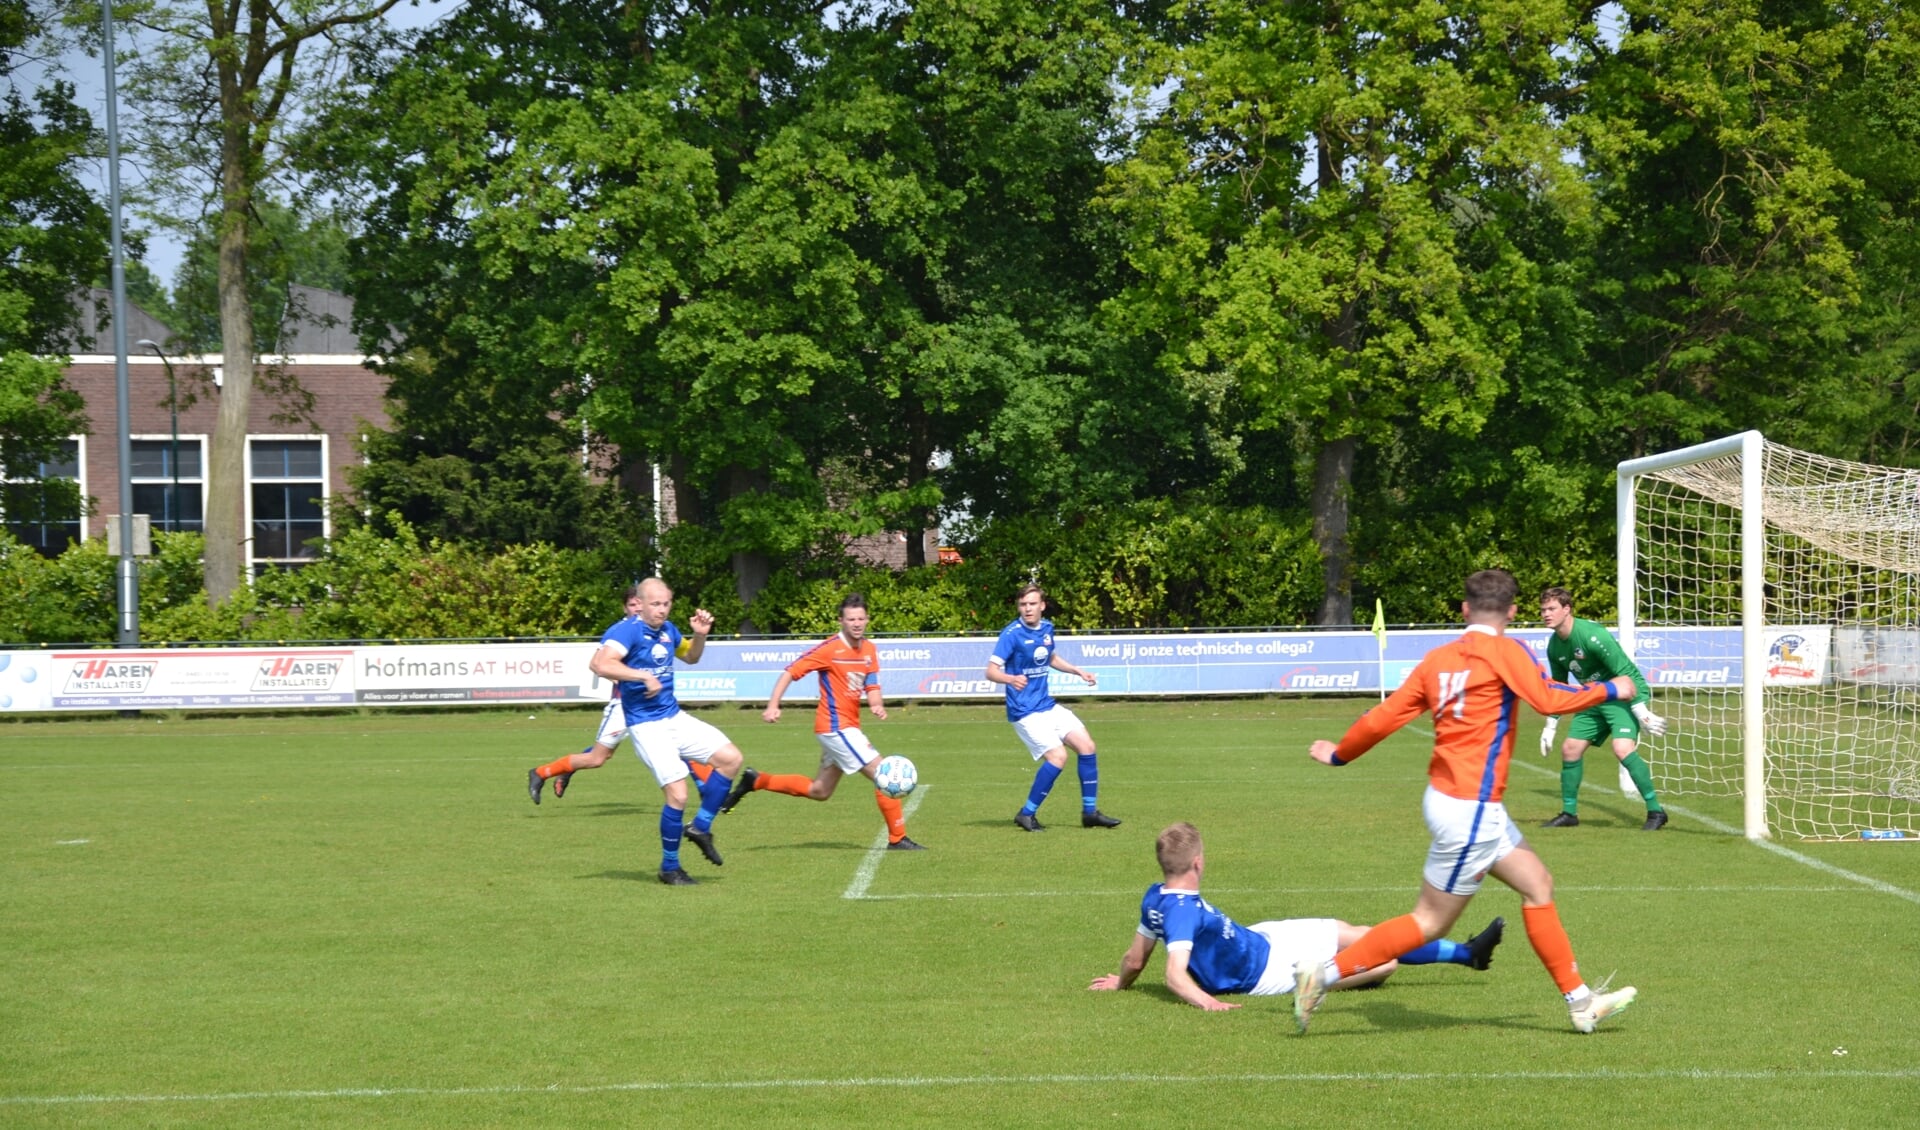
[
  {"xmin": 690, "ymin": 608, "xmax": 714, "ymax": 635},
  {"xmin": 1308, "ymin": 740, "xmax": 1342, "ymax": 765}
]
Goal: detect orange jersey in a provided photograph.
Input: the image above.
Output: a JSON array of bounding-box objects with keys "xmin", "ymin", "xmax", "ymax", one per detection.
[
  {"xmin": 1332, "ymin": 625, "xmax": 1621, "ymax": 802},
  {"xmin": 786, "ymin": 633, "xmax": 881, "ymax": 734}
]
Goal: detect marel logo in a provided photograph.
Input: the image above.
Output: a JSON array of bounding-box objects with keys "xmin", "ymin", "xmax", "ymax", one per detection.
[
  {"xmin": 918, "ymin": 673, "xmax": 995, "ymax": 695},
  {"xmin": 1285, "ymin": 667, "xmax": 1361, "ymax": 690},
  {"xmin": 1655, "ymin": 666, "xmax": 1734, "ymax": 685}
]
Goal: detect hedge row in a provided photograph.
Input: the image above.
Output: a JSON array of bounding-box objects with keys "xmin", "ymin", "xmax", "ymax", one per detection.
[{"xmin": 0, "ymin": 502, "xmax": 1334, "ymax": 646}]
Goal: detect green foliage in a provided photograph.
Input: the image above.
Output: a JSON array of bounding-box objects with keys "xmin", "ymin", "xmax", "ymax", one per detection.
[{"xmin": 166, "ymin": 199, "xmax": 353, "ymax": 354}]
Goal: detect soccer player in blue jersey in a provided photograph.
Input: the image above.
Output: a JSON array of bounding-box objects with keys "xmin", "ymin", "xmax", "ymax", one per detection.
[
  {"xmin": 985, "ymin": 583, "xmax": 1121, "ymax": 831},
  {"xmin": 1089, "ymin": 823, "xmax": 1504, "ymax": 1009},
  {"xmin": 588, "ymin": 577, "xmax": 745, "ymax": 886}
]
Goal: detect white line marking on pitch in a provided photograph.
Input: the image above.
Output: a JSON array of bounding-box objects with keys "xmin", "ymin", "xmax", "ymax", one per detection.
[
  {"xmin": 54, "ymin": 839, "xmax": 89, "ymax": 845},
  {"xmin": 7, "ymin": 1068, "xmax": 1918, "ymax": 1107},
  {"xmin": 853, "ymin": 883, "xmax": 1879, "ymax": 901},
  {"xmin": 842, "ymin": 786, "xmax": 930, "ymax": 900},
  {"xmin": 1488, "ymin": 736, "xmax": 1920, "ymax": 907}
]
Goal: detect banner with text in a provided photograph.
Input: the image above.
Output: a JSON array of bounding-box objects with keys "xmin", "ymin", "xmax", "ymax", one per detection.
[{"xmin": 0, "ymin": 624, "xmax": 1841, "ymax": 714}]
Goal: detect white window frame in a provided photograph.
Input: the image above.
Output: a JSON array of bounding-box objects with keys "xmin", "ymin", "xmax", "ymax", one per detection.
[
  {"xmin": 244, "ymin": 434, "xmax": 331, "ymax": 574},
  {"xmin": 130, "ymin": 433, "xmax": 208, "ymax": 535},
  {"xmin": 2, "ymin": 434, "xmax": 88, "ymax": 550}
]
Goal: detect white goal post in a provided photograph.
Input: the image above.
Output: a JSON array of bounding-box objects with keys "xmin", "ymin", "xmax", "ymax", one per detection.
[{"xmin": 1618, "ymin": 431, "xmax": 1920, "ymax": 841}]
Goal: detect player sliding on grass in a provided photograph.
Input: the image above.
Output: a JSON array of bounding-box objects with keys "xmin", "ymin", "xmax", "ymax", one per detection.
[
  {"xmin": 1537, "ymin": 586, "xmax": 1669, "ymax": 831},
  {"xmin": 986, "ymin": 583, "xmax": 1121, "ymax": 832},
  {"xmin": 1296, "ymin": 568, "xmax": 1640, "ymax": 1035},
  {"xmin": 722, "ymin": 592, "xmax": 925, "ymax": 851},
  {"xmin": 528, "ymin": 585, "xmax": 713, "ymax": 805},
  {"xmin": 588, "ymin": 577, "xmax": 742, "ymax": 886},
  {"xmin": 1089, "ymin": 822, "xmax": 1505, "ymax": 1010}
]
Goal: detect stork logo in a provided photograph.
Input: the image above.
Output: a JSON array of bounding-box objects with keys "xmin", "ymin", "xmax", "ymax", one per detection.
[
  {"xmin": 252, "ymin": 656, "xmax": 344, "ymax": 691},
  {"xmin": 64, "ymin": 659, "xmax": 157, "ymax": 694}
]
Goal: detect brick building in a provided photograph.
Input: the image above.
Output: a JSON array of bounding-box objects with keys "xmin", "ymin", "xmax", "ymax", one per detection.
[{"xmin": 9, "ymin": 286, "xmax": 388, "ymax": 573}]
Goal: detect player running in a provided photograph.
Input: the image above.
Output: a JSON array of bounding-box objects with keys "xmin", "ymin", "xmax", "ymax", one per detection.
[
  {"xmin": 1537, "ymin": 586, "xmax": 1670, "ymax": 830},
  {"xmin": 588, "ymin": 577, "xmax": 743, "ymax": 886},
  {"xmin": 984, "ymin": 583, "xmax": 1120, "ymax": 832},
  {"xmin": 1295, "ymin": 569, "xmax": 1641, "ymax": 1035},
  {"xmin": 722, "ymin": 593, "xmax": 925, "ymax": 851},
  {"xmin": 1089, "ymin": 822, "xmax": 1505, "ymax": 1010}
]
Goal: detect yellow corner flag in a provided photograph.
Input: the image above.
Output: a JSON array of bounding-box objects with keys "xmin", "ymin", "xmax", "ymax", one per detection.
[{"xmin": 1371, "ymin": 598, "xmax": 1387, "ymax": 647}]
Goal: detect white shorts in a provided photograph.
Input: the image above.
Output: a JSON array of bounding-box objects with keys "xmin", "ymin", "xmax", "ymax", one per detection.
[
  {"xmin": 591, "ymin": 701, "xmax": 628, "ymax": 749},
  {"xmin": 1421, "ymin": 786, "xmax": 1523, "ymax": 896},
  {"xmin": 815, "ymin": 727, "xmax": 881, "ymax": 775},
  {"xmin": 1246, "ymin": 918, "xmax": 1341, "ymax": 996},
  {"xmin": 626, "ymin": 710, "xmax": 732, "ymax": 788},
  {"xmin": 1011, "ymin": 705, "xmax": 1089, "ymax": 760}
]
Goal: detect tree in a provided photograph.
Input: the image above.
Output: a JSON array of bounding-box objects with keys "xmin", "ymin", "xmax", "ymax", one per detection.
[
  {"xmin": 167, "ymin": 197, "xmax": 351, "ymax": 352},
  {"xmin": 77, "ymin": 0, "xmax": 405, "ymax": 600},
  {"xmin": 2, "ymin": 0, "xmax": 101, "ymax": 523},
  {"xmin": 330, "ymin": 0, "xmax": 1154, "ymax": 625},
  {"xmin": 1108, "ymin": 0, "xmax": 1594, "ymax": 623}
]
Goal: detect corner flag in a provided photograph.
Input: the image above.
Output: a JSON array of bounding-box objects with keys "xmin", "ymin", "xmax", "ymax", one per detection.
[{"xmin": 1371, "ymin": 598, "xmax": 1386, "ymax": 647}]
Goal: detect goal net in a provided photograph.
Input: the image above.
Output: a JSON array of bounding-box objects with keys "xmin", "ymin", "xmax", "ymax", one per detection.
[{"xmin": 1620, "ymin": 431, "xmax": 1920, "ymax": 840}]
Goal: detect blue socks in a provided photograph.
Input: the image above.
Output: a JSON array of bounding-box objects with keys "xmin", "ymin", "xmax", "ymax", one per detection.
[
  {"xmin": 659, "ymin": 805, "xmax": 684, "ymax": 871},
  {"xmin": 1399, "ymin": 938, "xmax": 1468, "ymax": 965},
  {"xmin": 1077, "ymin": 753, "xmax": 1099, "ymax": 813},
  {"xmin": 1022, "ymin": 760, "xmax": 1063, "ymax": 815},
  {"xmin": 693, "ymin": 770, "xmax": 731, "ymax": 834}
]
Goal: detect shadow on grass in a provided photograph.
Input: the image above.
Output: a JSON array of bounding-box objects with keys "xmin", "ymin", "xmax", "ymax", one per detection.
[{"xmin": 583, "ymin": 869, "xmax": 725, "ymax": 885}]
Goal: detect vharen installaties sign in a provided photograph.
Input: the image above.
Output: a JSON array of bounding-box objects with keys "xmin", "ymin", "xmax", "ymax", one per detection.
[{"xmin": 0, "ymin": 625, "xmax": 1833, "ymax": 714}]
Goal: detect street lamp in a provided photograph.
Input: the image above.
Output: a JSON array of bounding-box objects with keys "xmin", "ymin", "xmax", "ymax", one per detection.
[{"xmin": 134, "ymin": 339, "xmax": 178, "ymax": 532}]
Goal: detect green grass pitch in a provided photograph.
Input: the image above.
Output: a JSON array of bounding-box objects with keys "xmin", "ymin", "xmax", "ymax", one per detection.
[{"xmin": 4, "ymin": 698, "xmax": 1918, "ymax": 1127}]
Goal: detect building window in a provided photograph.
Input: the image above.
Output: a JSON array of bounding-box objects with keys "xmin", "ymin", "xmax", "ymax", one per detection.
[
  {"xmin": 2, "ymin": 437, "xmax": 85, "ymax": 557},
  {"xmin": 131, "ymin": 438, "xmax": 204, "ymax": 534},
  {"xmin": 249, "ymin": 438, "xmax": 326, "ymax": 574}
]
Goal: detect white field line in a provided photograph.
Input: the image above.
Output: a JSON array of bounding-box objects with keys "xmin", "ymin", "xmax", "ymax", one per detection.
[
  {"xmin": 841, "ymin": 785, "xmax": 930, "ymax": 900},
  {"xmin": 7, "ymin": 1068, "xmax": 1919, "ymax": 1108},
  {"xmin": 1437, "ymin": 727, "xmax": 1920, "ymax": 908},
  {"xmin": 853, "ymin": 883, "xmax": 1883, "ymax": 901}
]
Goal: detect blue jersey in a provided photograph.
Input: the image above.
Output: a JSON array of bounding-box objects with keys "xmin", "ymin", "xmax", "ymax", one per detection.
[
  {"xmin": 601, "ymin": 616, "xmax": 685, "ymax": 723},
  {"xmin": 1137, "ymin": 883, "xmax": 1271, "ymax": 995},
  {"xmin": 991, "ymin": 617, "xmax": 1059, "ymax": 721}
]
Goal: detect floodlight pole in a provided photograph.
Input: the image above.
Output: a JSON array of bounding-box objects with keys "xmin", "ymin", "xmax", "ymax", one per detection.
[{"xmin": 103, "ymin": 0, "xmax": 138, "ymax": 647}]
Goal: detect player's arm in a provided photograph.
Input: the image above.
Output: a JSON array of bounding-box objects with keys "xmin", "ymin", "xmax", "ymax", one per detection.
[
  {"xmin": 985, "ymin": 654, "xmax": 1026, "ymax": 690},
  {"xmin": 1049, "ymin": 650, "xmax": 1096, "ymax": 687},
  {"xmin": 1089, "ymin": 932, "xmax": 1155, "ymax": 992},
  {"xmin": 1589, "ymin": 630, "xmax": 1667, "ymax": 734},
  {"xmin": 865, "ymin": 673, "xmax": 887, "ymax": 721},
  {"xmin": 1498, "ymin": 643, "xmax": 1633, "ymax": 715},
  {"xmin": 677, "ymin": 609, "xmax": 714, "ymax": 664},
  {"xmin": 762, "ymin": 671, "xmax": 796, "ymax": 723},
  {"xmin": 1309, "ymin": 667, "xmax": 1434, "ymax": 766},
  {"xmin": 590, "ymin": 642, "xmax": 661, "ymax": 696},
  {"xmin": 1163, "ymin": 948, "xmax": 1239, "ymax": 1011}
]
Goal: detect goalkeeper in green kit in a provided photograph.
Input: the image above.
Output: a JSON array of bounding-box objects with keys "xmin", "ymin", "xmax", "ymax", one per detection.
[{"xmin": 1537, "ymin": 587, "xmax": 1669, "ymax": 831}]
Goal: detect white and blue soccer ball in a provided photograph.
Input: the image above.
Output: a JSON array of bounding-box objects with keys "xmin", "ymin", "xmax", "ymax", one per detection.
[{"xmin": 873, "ymin": 755, "xmax": 918, "ymax": 798}]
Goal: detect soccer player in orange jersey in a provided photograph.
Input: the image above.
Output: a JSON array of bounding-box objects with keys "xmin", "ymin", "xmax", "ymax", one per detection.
[
  {"xmin": 1293, "ymin": 568, "xmax": 1641, "ymax": 1036},
  {"xmin": 722, "ymin": 593, "xmax": 925, "ymax": 851}
]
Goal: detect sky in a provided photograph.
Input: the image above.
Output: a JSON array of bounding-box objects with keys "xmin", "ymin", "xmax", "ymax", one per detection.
[{"xmin": 45, "ymin": 0, "xmax": 464, "ymax": 293}]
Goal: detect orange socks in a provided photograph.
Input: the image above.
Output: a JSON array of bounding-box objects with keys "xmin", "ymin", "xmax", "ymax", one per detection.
[
  {"xmin": 1522, "ymin": 902, "xmax": 1583, "ymax": 994},
  {"xmin": 535, "ymin": 755, "xmax": 574, "ymax": 779},
  {"xmin": 875, "ymin": 791, "xmax": 906, "ymax": 842},
  {"xmin": 757, "ymin": 773, "xmax": 814, "ymax": 797},
  {"xmin": 1334, "ymin": 914, "xmax": 1427, "ymax": 979}
]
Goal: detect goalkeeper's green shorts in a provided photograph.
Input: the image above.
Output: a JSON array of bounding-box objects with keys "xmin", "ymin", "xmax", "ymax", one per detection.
[{"xmin": 1569, "ymin": 702, "xmax": 1639, "ymax": 745}]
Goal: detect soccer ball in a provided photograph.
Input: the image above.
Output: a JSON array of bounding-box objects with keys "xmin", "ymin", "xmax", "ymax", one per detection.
[{"xmin": 873, "ymin": 755, "xmax": 918, "ymax": 798}]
